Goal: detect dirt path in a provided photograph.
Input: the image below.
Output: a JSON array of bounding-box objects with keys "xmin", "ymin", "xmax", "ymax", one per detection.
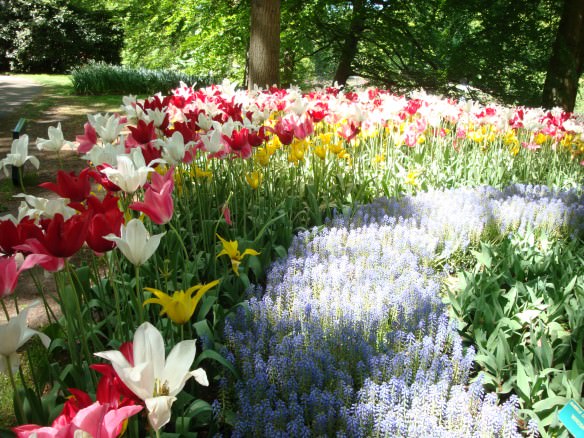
[{"xmin": 0, "ymin": 75, "xmax": 43, "ymax": 119}]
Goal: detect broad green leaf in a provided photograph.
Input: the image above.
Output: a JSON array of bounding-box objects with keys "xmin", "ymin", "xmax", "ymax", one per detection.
[
  {"xmin": 516, "ymin": 360, "xmax": 531, "ymax": 402},
  {"xmin": 194, "ymin": 348, "xmax": 239, "ymax": 378},
  {"xmin": 533, "ymin": 396, "xmax": 567, "ymax": 414}
]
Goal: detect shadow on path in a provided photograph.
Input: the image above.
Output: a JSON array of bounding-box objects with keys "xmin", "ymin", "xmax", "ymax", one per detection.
[{"xmin": 0, "ymin": 75, "xmax": 43, "ymax": 120}]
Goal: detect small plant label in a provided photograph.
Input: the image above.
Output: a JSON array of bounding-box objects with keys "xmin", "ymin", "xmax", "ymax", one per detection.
[{"xmin": 559, "ymin": 400, "xmax": 584, "ymax": 437}]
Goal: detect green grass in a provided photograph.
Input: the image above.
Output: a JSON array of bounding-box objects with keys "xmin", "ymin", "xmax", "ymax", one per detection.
[
  {"xmin": 0, "ymin": 373, "xmax": 15, "ymax": 429},
  {"xmin": 0, "ymin": 173, "xmax": 39, "ymax": 212},
  {"xmin": 12, "ymin": 74, "xmax": 123, "ymax": 118}
]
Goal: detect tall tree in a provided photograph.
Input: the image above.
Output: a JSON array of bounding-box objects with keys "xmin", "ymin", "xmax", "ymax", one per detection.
[
  {"xmin": 542, "ymin": 0, "xmax": 584, "ymax": 111},
  {"xmin": 333, "ymin": 0, "xmax": 366, "ymax": 85},
  {"xmin": 248, "ymin": 0, "xmax": 281, "ymax": 89}
]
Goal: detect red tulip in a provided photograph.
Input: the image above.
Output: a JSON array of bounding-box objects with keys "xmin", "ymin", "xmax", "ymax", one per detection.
[
  {"xmin": 0, "ymin": 220, "xmax": 20, "ymax": 256},
  {"xmin": 248, "ymin": 126, "xmax": 269, "ymax": 147},
  {"xmin": 39, "ymin": 168, "xmax": 92, "ymax": 202},
  {"xmin": 222, "ymin": 128, "xmax": 252, "ymax": 158},
  {"xmin": 89, "ymin": 165, "xmax": 121, "ymax": 192},
  {"xmin": 88, "ymin": 212, "xmax": 124, "ymax": 254},
  {"xmin": 270, "ymin": 119, "xmax": 295, "ymax": 145},
  {"xmin": 0, "ymin": 218, "xmax": 44, "ymax": 257},
  {"xmin": 71, "ymin": 193, "xmax": 124, "ymax": 254},
  {"xmin": 126, "ymin": 120, "xmax": 157, "ymax": 148},
  {"xmin": 34, "ymin": 213, "xmax": 89, "ymax": 258}
]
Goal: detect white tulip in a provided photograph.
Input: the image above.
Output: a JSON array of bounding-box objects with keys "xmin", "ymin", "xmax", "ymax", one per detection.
[
  {"xmin": 95, "ymin": 322, "xmax": 208, "ymax": 432},
  {"xmin": 94, "ymin": 114, "xmax": 123, "ymax": 144},
  {"xmin": 0, "ymin": 302, "xmax": 51, "ymax": 375},
  {"xmin": 36, "ymin": 123, "xmax": 74, "ymax": 152},
  {"xmin": 14, "ymin": 194, "xmax": 77, "ymax": 220},
  {"xmin": 156, "ymin": 131, "xmax": 194, "ymax": 165},
  {"xmin": 0, "ymin": 135, "xmax": 40, "ymax": 176},
  {"xmin": 101, "ymin": 149, "xmax": 158, "ymax": 194},
  {"xmin": 105, "ymin": 219, "xmax": 165, "ymax": 266}
]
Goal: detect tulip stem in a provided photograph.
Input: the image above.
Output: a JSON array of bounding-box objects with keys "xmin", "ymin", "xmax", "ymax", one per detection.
[
  {"xmin": 135, "ymin": 265, "xmax": 144, "ymax": 324},
  {"xmin": 1, "ymin": 299, "xmax": 10, "ymax": 320},
  {"xmin": 17, "ymin": 166, "xmax": 26, "ymax": 193},
  {"xmin": 12, "ymin": 293, "xmax": 19, "ymax": 314},
  {"xmin": 6, "ymin": 356, "xmax": 24, "ymax": 423},
  {"xmin": 168, "ymin": 222, "xmax": 189, "ymax": 260},
  {"xmin": 28, "ymin": 270, "xmax": 57, "ymax": 324},
  {"xmin": 106, "ymin": 253, "xmax": 125, "ymax": 339},
  {"xmin": 64, "ymin": 262, "xmax": 98, "ymax": 388}
]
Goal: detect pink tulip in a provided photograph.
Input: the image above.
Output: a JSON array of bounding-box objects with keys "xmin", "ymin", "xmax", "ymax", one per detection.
[
  {"xmin": 149, "ymin": 167, "xmax": 175, "ymax": 193},
  {"xmin": 293, "ymin": 116, "xmax": 314, "ymax": 140},
  {"xmin": 76, "ymin": 122, "xmax": 98, "ymax": 154},
  {"xmin": 222, "ymin": 204, "xmax": 233, "ymax": 226},
  {"xmin": 0, "ymin": 256, "xmax": 19, "ymax": 298},
  {"xmin": 13, "ymin": 402, "xmax": 142, "ymax": 438},
  {"xmin": 130, "ymin": 179, "xmax": 174, "ymax": 225}
]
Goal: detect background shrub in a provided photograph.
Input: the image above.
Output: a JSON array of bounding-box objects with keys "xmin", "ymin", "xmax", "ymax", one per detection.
[
  {"xmin": 70, "ymin": 63, "xmax": 216, "ymax": 95},
  {"xmin": 0, "ymin": 0, "xmax": 122, "ymax": 73}
]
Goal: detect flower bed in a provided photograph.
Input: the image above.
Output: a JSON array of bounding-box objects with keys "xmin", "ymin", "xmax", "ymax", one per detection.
[
  {"xmin": 224, "ymin": 185, "xmax": 583, "ymax": 437},
  {"xmin": 0, "ymin": 81, "xmax": 583, "ymax": 436}
]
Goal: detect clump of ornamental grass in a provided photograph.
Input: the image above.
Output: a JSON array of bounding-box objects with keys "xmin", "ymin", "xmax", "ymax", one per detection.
[{"xmin": 71, "ymin": 62, "xmax": 216, "ymax": 95}]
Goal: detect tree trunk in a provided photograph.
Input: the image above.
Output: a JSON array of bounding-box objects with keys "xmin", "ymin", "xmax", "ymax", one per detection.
[
  {"xmin": 248, "ymin": 0, "xmax": 280, "ymax": 90},
  {"xmin": 281, "ymin": 49, "xmax": 295, "ymax": 88},
  {"xmin": 333, "ymin": 0, "xmax": 366, "ymax": 86},
  {"xmin": 542, "ymin": 0, "xmax": 584, "ymax": 111}
]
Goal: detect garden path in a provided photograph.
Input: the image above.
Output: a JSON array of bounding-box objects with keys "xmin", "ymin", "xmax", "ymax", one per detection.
[{"xmin": 0, "ymin": 75, "xmax": 43, "ymax": 120}]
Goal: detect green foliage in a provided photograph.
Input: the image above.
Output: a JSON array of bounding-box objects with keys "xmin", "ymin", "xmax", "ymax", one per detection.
[
  {"xmin": 0, "ymin": 0, "xmax": 122, "ymax": 73},
  {"xmin": 120, "ymin": 0, "xmax": 248, "ymax": 82},
  {"xmin": 447, "ymin": 231, "xmax": 584, "ymax": 437},
  {"xmin": 113, "ymin": 0, "xmax": 574, "ymax": 104},
  {"xmin": 445, "ymin": 0, "xmax": 561, "ymax": 106},
  {"xmin": 71, "ymin": 63, "xmax": 216, "ymax": 95}
]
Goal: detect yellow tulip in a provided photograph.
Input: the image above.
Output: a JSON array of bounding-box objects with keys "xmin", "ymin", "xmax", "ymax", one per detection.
[
  {"xmin": 194, "ymin": 166, "xmax": 213, "ymax": 180},
  {"xmin": 254, "ymin": 147, "xmax": 271, "ymax": 167},
  {"xmin": 216, "ymin": 234, "xmax": 260, "ymax": 276},
  {"xmin": 245, "ymin": 171, "xmax": 262, "ymax": 189},
  {"xmin": 313, "ymin": 145, "xmax": 327, "ymax": 160},
  {"xmin": 144, "ymin": 280, "xmax": 220, "ymax": 325},
  {"xmin": 405, "ymin": 169, "xmax": 422, "ymax": 187},
  {"xmin": 534, "ymin": 132, "xmax": 547, "ymax": 145}
]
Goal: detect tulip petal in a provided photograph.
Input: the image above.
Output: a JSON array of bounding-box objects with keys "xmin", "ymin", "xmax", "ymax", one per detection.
[
  {"xmin": 191, "ymin": 368, "xmax": 209, "ymax": 387},
  {"xmin": 95, "ymin": 350, "xmax": 151, "ymax": 400},
  {"xmin": 0, "ymin": 307, "xmax": 28, "ymax": 356},
  {"xmin": 20, "ymin": 326, "xmax": 51, "ymax": 349},
  {"xmin": 102, "ymin": 404, "xmax": 143, "ymax": 438},
  {"xmin": 162, "ymin": 340, "xmax": 197, "ymax": 396},
  {"xmin": 133, "ymin": 322, "xmax": 165, "ymax": 383},
  {"xmin": 145, "ymin": 396, "xmax": 176, "ymax": 432},
  {"xmin": 71, "ymin": 402, "xmax": 108, "ymax": 437},
  {"xmin": 142, "ymin": 231, "xmax": 165, "ymax": 264},
  {"xmin": 27, "ymin": 155, "xmax": 40, "ymax": 170}
]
